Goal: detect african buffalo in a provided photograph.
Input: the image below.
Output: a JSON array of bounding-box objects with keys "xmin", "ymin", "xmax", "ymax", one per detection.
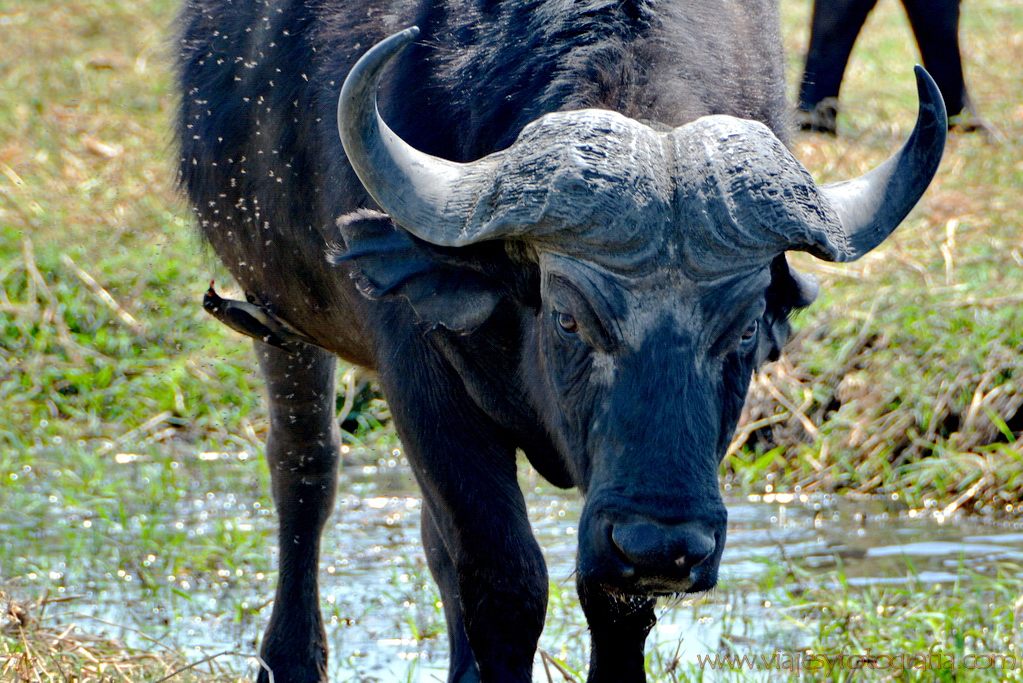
[{"xmin": 177, "ymin": 0, "xmax": 946, "ymax": 680}]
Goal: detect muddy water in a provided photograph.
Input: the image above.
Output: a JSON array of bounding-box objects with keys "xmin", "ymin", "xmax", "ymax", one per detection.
[{"xmin": 12, "ymin": 456, "xmax": 1023, "ymax": 682}]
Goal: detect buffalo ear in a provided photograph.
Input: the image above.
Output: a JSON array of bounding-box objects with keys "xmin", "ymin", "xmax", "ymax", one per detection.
[
  {"xmin": 330, "ymin": 209, "xmax": 502, "ymax": 334},
  {"xmin": 759, "ymin": 255, "xmax": 819, "ymax": 363}
]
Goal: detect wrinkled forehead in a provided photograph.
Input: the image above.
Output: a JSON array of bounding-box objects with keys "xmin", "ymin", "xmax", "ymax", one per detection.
[
  {"xmin": 539, "ymin": 251, "xmax": 772, "ymax": 348},
  {"xmin": 518, "ymin": 114, "xmax": 826, "ymax": 280}
]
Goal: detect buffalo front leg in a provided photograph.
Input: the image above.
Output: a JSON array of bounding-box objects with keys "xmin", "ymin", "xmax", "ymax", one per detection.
[
  {"xmin": 375, "ymin": 351, "xmax": 547, "ymax": 682},
  {"xmin": 421, "ymin": 500, "xmax": 480, "ymax": 683},
  {"xmin": 409, "ymin": 435, "xmax": 547, "ymax": 683},
  {"xmin": 254, "ymin": 341, "xmax": 341, "ymax": 683}
]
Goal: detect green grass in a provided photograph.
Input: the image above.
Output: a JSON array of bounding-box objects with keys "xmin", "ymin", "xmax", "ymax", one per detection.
[
  {"xmin": 1, "ymin": 0, "xmax": 1022, "ymax": 680},
  {"xmin": 0, "ymin": 0, "xmax": 262, "ymax": 456}
]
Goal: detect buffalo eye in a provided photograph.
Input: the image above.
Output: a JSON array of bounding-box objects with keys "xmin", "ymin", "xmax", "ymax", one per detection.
[
  {"xmin": 740, "ymin": 319, "xmax": 758, "ymax": 344},
  {"xmin": 555, "ymin": 311, "xmax": 579, "ymax": 335}
]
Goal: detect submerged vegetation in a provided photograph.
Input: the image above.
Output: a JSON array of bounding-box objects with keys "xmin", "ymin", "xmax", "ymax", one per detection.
[{"xmin": 0, "ymin": 0, "xmax": 1021, "ymax": 679}]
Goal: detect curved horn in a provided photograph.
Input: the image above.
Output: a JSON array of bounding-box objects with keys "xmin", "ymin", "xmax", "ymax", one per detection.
[
  {"xmin": 816, "ymin": 66, "xmax": 947, "ymax": 262},
  {"xmin": 337, "ymin": 27, "xmax": 503, "ymax": 247}
]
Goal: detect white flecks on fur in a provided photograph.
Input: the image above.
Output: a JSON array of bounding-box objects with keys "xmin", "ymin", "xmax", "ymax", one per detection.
[{"xmin": 589, "ymin": 350, "xmax": 617, "ymax": 387}]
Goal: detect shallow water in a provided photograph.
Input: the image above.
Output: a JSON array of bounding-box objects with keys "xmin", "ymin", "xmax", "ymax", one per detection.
[{"xmin": 7, "ymin": 450, "xmax": 1023, "ymax": 682}]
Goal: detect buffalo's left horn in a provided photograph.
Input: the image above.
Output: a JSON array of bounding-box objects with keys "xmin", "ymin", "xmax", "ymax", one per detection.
[
  {"xmin": 813, "ymin": 66, "xmax": 947, "ymax": 261},
  {"xmin": 337, "ymin": 27, "xmax": 507, "ymax": 247}
]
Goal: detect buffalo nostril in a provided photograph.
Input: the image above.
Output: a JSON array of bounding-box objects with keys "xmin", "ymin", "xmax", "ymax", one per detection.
[
  {"xmin": 674, "ymin": 527, "xmax": 716, "ymax": 568},
  {"xmin": 610, "ymin": 522, "xmax": 670, "ymax": 567}
]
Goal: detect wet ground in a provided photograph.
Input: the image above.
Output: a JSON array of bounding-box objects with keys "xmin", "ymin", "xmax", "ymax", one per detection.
[{"xmin": 5, "ymin": 448, "xmax": 1023, "ymax": 682}]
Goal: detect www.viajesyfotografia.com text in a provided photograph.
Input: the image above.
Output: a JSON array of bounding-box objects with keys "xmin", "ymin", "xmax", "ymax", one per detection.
[{"xmin": 694, "ymin": 650, "xmax": 1017, "ymax": 676}]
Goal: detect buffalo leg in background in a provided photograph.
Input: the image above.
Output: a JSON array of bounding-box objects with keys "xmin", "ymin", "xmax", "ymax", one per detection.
[
  {"xmin": 798, "ymin": 0, "xmax": 876, "ymax": 131},
  {"xmin": 255, "ymin": 341, "xmax": 341, "ymax": 683},
  {"xmin": 901, "ymin": 0, "xmax": 967, "ymax": 118},
  {"xmin": 798, "ymin": 0, "xmax": 972, "ymax": 134}
]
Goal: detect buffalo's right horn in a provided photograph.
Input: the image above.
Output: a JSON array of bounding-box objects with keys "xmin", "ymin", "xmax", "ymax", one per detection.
[{"xmin": 811, "ymin": 66, "xmax": 947, "ymax": 262}]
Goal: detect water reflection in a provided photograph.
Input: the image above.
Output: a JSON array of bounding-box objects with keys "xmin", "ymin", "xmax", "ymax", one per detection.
[{"xmin": 6, "ymin": 455, "xmax": 1023, "ymax": 682}]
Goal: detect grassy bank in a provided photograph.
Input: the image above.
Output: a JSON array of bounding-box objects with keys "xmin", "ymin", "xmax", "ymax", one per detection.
[
  {"xmin": 1, "ymin": 0, "xmax": 1021, "ymax": 680},
  {"xmin": 738, "ymin": 0, "xmax": 1023, "ymax": 509}
]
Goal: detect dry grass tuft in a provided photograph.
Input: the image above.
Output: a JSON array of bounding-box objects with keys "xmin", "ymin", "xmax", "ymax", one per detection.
[{"xmin": 1, "ymin": 589, "xmax": 252, "ymax": 683}]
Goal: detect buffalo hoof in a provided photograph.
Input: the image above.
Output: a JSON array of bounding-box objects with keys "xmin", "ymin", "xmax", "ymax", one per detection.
[{"xmin": 795, "ymin": 97, "xmax": 839, "ymax": 136}]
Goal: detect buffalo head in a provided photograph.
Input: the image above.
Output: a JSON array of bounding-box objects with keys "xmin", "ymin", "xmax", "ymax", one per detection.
[{"xmin": 336, "ymin": 28, "xmax": 945, "ymax": 596}]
